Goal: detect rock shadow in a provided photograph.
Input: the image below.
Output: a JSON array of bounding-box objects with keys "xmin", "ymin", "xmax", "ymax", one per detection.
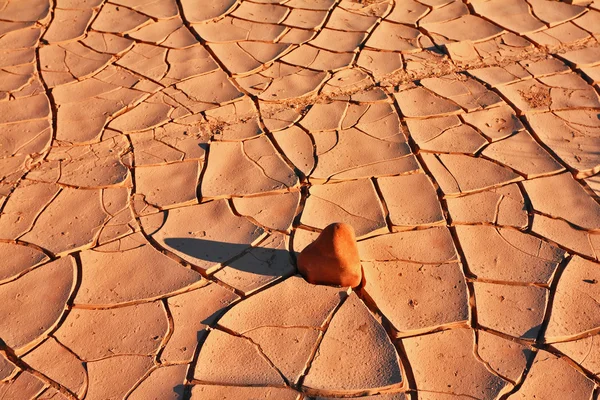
[{"xmin": 163, "ymin": 237, "xmax": 296, "ymax": 277}]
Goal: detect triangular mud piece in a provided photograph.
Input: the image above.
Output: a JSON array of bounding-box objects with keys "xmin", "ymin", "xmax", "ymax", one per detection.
[{"xmin": 302, "ymin": 293, "xmax": 402, "ymax": 396}]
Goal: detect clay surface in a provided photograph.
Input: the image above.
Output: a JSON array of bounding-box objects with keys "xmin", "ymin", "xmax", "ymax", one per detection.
[{"xmin": 1, "ymin": 0, "xmax": 600, "ymax": 397}]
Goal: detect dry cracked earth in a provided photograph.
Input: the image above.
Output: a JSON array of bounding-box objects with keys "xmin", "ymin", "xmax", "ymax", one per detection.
[{"xmin": 2, "ymin": 0, "xmax": 600, "ymax": 399}]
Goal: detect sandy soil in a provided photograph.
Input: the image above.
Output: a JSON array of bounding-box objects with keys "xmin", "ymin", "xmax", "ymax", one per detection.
[{"xmin": 1, "ymin": 0, "xmax": 600, "ymax": 399}]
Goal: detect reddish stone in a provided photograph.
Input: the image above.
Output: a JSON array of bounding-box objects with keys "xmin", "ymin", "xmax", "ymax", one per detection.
[{"xmin": 297, "ymin": 223, "xmax": 362, "ymax": 288}]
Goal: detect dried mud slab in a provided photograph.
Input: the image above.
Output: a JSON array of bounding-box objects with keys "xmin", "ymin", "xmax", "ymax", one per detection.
[
  {"xmin": 214, "ymin": 233, "xmax": 296, "ymax": 295},
  {"xmin": 39, "ymin": 42, "xmax": 113, "ymax": 88},
  {"xmin": 309, "ymin": 127, "xmax": 416, "ymax": 182},
  {"xmin": 402, "ymin": 328, "xmax": 511, "ymax": 399},
  {"xmin": 312, "ymin": 394, "xmax": 408, "ymax": 400},
  {"xmin": 134, "ymin": 161, "xmax": 200, "ymax": 209},
  {"xmin": 128, "ymin": 364, "xmax": 188, "ymax": 400},
  {"xmin": 473, "ymin": 282, "xmax": 548, "ymax": 340},
  {"xmin": 420, "ymin": 73, "xmax": 504, "ymax": 112},
  {"xmin": 477, "ymin": 331, "xmax": 533, "ymax": 383},
  {"xmin": 363, "ymin": 261, "xmax": 469, "ymax": 335},
  {"xmin": 0, "ymin": 241, "xmax": 48, "ymax": 283},
  {"xmin": 245, "ymin": 326, "xmax": 321, "ymax": 384},
  {"xmin": 75, "ymin": 233, "xmax": 204, "ymax": 306},
  {"xmin": 456, "ymin": 225, "xmax": 565, "ymax": 284},
  {"xmin": 201, "ymin": 137, "xmax": 299, "ymax": 198},
  {"xmin": 51, "ymin": 70, "xmax": 149, "ymax": 143},
  {"xmin": 0, "ymin": 371, "xmax": 45, "ymax": 399},
  {"xmin": 394, "ymin": 86, "xmax": 462, "ymax": 118},
  {"xmin": 195, "ymin": 276, "xmax": 347, "ymax": 386},
  {"xmin": 545, "ymin": 256, "xmax": 600, "ymax": 342},
  {"xmin": 28, "ymin": 136, "xmax": 132, "ymax": 188},
  {"xmin": 552, "ymin": 333, "xmax": 600, "ymax": 379},
  {"xmin": 195, "ymin": 328, "xmax": 287, "ymax": 386},
  {"xmin": 421, "ymin": 153, "xmax": 522, "ymax": 196},
  {"xmin": 190, "ymin": 385, "xmax": 301, "ymax": 399},
  {"xmin": 218, "ymin": 276, "xmax": 347, "ymax": 334},
  {"xmin": 232, "ymin": 191, "xmax": 300, "ymax": 232},
  {"xmin": 377, "ymin": 173, "xmax": 445, "ymax": 228},
  {"xmin": 140, "ymin": 199, "xmax": 265, "ymax": 273},
  {"xmin": 0, "ymin": 257, "xmax": 74, "ymax": 352},
  {"xmin": 163, "ymin": 283, "xmax": 239, "ymax": 364},
  {"xmin": 85, "ymin": 355, "xmax": 154, "ymax": 400},
  {"xmin": 406, "ymin": 115, "xmax": 487, "ymax": 154},
  {"xmin": 130, "ymin": 122, "xmax": 209, "ymax": 167},
  {"xmin": 506, "ymin": 351, "xmax": 595, "ymax": 400},
  {"xmin": 497, "ymin": 72, "xmax": 600, "ymax": 114},
  {"xmin": 271, "ymin": 126, "xmax": 315, "ymax": 176},
  {"xmin": 527, "ymin": 110, "xmax": 600, "ymax": 178},
  {"xmin": 302, "ymin": 293, "xmax": 403, "ymax": 396},
  {"xmin": 481, "ymin": 130, "xmax": 564, "ymax": 178},
  {"xmin": 0, "ymin": 353, "xmax": 17, "ymax": 382},
  {"xmin": 301, "ymin": 180, "xmax": 387, "ymax": 238},
  {"xmin": 470, "ymin": 0, "xmax": 545, "ymax": 34},
  {"xmin": 522, "ymin": 173, "xmax": 600, "ymax": 230},
  {"xmin": 0, "ymin": 184, "xmax": 132, "ymax": 255},
  {"xmin": 461, "ymin": 105, "xmax": 525, "ymax": 141},
  {"xmin": 22, "ymin": 337, "xmax": 87, "ymax": 398},
  {"xmin": 303, "ymin": 101, "xmax": 420, "ymax": 180},
  {"xmin": 446, "ymin": 184, "xmax": 528, "ymax": 228},
  {"xmin": 55, "ymin": 301, "xmax": 168, "ymax": 360},
  {"xmin": 531, "ymin": 214, "xmax": 600, "ymax": 259},
  {"xmin": 358, "ymin": 227, "xmax": 459, "ymax": 264}
]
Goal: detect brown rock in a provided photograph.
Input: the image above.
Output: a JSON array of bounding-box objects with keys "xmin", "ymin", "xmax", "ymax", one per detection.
[{"xmin": 297, "ymin": 223, "xmax": 362, "ymax": 288}]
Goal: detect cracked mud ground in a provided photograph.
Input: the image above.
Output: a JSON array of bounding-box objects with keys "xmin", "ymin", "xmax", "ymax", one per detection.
[{"xmin": 2, "ymin": 0, "xmax": 600, "ymax": 399}]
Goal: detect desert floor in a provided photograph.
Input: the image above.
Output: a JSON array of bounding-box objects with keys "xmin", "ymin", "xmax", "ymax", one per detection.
[{"xmin": 1, "ymin": 0, "xmax": 600, "ymax": 399}]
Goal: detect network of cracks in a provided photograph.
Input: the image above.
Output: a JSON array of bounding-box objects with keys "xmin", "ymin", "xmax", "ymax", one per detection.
[{"xmin": 2, "ymin": 0, "xmax": 600, "ymax": 399}]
